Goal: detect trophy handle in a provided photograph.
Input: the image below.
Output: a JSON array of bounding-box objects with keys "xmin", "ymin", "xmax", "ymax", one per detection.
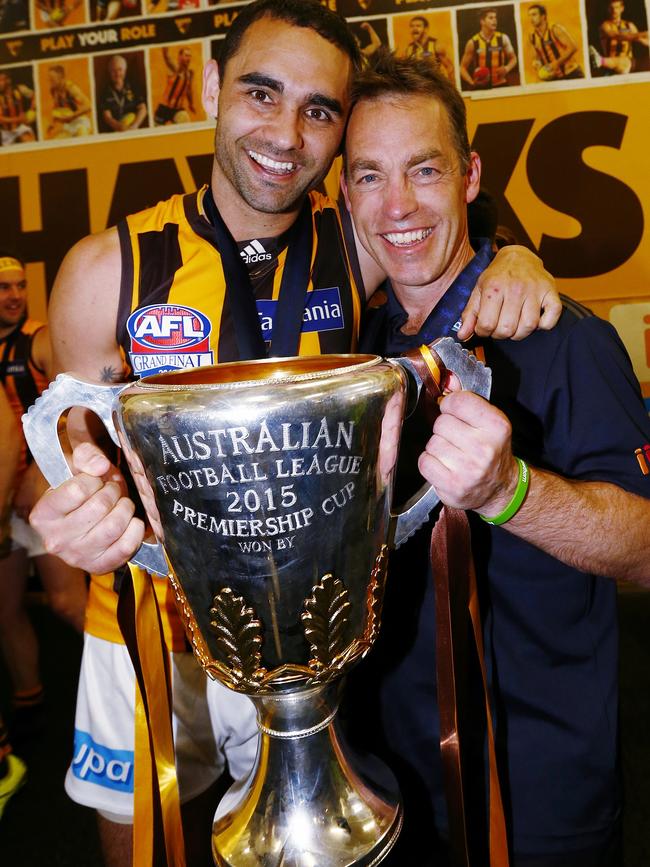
[
  {"xmin": 390, "ymin": 338, "xmax": 492, "ymax": 548},
  {"xmin": 22, "ymin": 373, "xmax": 169, "ymax": 577},
  {"xmin": 391, "ymin": 483, "xmax": 441, "ymax": 549}
]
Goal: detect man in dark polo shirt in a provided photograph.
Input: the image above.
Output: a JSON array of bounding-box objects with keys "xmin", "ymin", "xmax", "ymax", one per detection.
[
  {"xmin": 342, "ymin": 49, "xmax": 650, "ymax": 866},
  {"xmin": 99, "ymin": 54, "xmax": 147, "ymax": 132}
]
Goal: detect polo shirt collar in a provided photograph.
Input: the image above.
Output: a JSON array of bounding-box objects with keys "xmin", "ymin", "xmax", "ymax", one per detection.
[{"xmin": 383, "ymin": 239, "xmax": 494, "ymax": 354}]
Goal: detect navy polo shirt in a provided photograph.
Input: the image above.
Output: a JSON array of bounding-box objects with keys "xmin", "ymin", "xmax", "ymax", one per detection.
[{"xmin": 354, "ymin": 242, "xmax": 650, "ymax": 857}]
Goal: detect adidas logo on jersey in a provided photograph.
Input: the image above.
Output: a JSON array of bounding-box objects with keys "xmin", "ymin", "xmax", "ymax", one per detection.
[{"xmin": 240, "ymin": 239, "xmax": 273, "ymax": 264}]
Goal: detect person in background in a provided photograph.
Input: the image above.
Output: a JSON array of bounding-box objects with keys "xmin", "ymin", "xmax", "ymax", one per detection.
[
  {"xmin": 460, "ymin": 6, "xmax": 518, "ymax": 89},
  {"xmin": 0, "ymin": 382, "xmax": 27, "ymax": 822},
  {"xmin": 590, "ymin": 0, "xmax": 648, "ymax": 73},
  {"xmin": 0, "ymin": 251, "xmax": 87, "ymax": 747},
  {"xmin": 154, "ymin": 46, "xmax": 196, "ymax": 125},
  {"xmin": 0, "ymin": 70, "xmax": 35, "ymax": 145},
  {"xmin": 100, "ymin": 54, "xmax": 147, "ymax": 132},
  {"xmin": 46, "ymin": 64, "xmax": 91, "ymax": 138},
  {"xmin": 527, "ymin": 3, "xmax": 583, "ymax": 80},
  {"xmin": 405, "ymin": 15, "xmax": 454, "ymax": 80}
]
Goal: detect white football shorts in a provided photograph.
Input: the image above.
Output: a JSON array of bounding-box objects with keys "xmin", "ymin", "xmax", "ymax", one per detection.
[{"xmin": 65, "ymin": 633, "xmax": 259, "ymax": 821}]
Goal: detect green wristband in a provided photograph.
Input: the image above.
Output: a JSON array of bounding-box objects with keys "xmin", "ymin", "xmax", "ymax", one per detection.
[{"xmin": 479, "ymin": 458, "xmax": 530, "ymax": 526}]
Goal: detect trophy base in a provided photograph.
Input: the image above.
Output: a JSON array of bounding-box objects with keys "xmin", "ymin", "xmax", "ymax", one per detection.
[{"xmin": 212, "ymin": 681, "xmax": 402, "ymax": 867}]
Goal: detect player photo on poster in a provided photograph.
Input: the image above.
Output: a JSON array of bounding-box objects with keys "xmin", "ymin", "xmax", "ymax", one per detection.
[
  {"xmin": 89, "ymin": 0, "xmax": 140, "ymax": 22},
  {"xmin": 0, "ymin": 64, "xmax": 37, "ymax": 144},
  {"xmin": 150, "ymin": 43, "xmax": 206, "ymax": 127},
  {"xmin": 585, "ymin": 0, "xmax": 649, "ymax": 75},
  {"xmin": 38, "ymin": 56, "xmax": 94, "ymax": 140},
  {"xmin": 349, "ymin": 17, "xmax": 389, "ymax": 63},
  {"xmin": 147, "ymin": 0, "xmax": 199, "ymax": 15},
  {"xmin": 0, "ymin": 0, "xmax": 29, "ymax": 32},
  {"xmin": 32, "ymin": 0, "xmax": 85, "ymax": 29},
  {"xmin": 93, "ymin": 51, "xmax": 148, "ymax": 133},
  {"xmin": 457, "ymin": 4, "xmax": 521, "ymax": 91},
  {"xmin": 337, "ymin": 0, "xmax": 446, "ymax": 18},
  {"xmin": 392, "ymin": 10, "xmax": 455, "ymax": 80},
  {"xmin": 520, "ymin": 0, "xmax": 585, "ymax": 83}
]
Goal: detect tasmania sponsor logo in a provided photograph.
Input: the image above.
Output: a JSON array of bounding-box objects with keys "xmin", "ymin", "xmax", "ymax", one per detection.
[
  {"xmin": 71, "ymin": 730, "xmax": 134, "ymax": 793},
  {"xmin": 240, "ymin": 239, "xmax": 273, "ymax": 265},
  {"xmin": 127, "ymin": 303, "xmax": 214, "ymax": 378},
  {"xmin": 257, "ymin": 286, "xmax": 344, "ymax": 340}
]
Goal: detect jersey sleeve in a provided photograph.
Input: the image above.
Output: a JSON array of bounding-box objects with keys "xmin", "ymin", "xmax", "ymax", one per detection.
[{"xmin": 541, "ymin": 315, "xmax": 650, "ymax": 498}]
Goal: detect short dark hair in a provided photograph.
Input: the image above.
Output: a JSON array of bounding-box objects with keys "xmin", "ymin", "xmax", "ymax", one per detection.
[
  {"xmin": 347, "ymin": 48, "xmax": 471, "ymax": 175},
  {"xmin": 528, "ymin": 4, "xmax": 547, "ymax": 16},
  {"xmin": 218, "ymin": 0, "xmax": 362, "ymax": 80},
  {"xmin": 409, "ymin": 15, "xmax": 428, "ymax": 27},
  {"xmin": 479, "ymin": 7, "xmax": 498, "ymax": 21}
]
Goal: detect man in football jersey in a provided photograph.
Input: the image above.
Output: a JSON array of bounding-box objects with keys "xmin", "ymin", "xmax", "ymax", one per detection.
[
  {"xmin": 590, "ymin": 0, "xmax": 648, "ymax": 74},
  {"xmin": 95, "ymin": 0, "xmax": 139, "ymax": 22},
  {"xmin": 154, "ymin": 46, "xmax": 196, "ymax": 125},
  {"xmin": 404, "ymin": 15, "xmax": 454, "ymax": 79},
  {"xmin": 460, "ymin": 7, "xmax": 518, "ymax": 89},
  {"xmin": 30, "ymin": 1, "xmax": 560, "ymax": 863},
  {"xmin": 46, "ymin": 64, "xmax": 91, "ymax": 138},
  {"xmin": 0, "ymin": 71, "xmax": 35, "ymax": 145},
  {"xmin": 527, "ymin": 4, "xmax": 584, "ymax": 80},
  {"xmin": 35, "ymin": 0, "xmax": 82, "ymax": 28},
  {"xmin": 0, "ymin": 252, "xmax": 87, "ymax": 748}
]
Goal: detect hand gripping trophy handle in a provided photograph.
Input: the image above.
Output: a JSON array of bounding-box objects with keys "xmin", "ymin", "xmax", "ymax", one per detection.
[
  {"xmin": 22, "ymin": 374, "xmax": 169, "ymax": 576},
  {"xmin": 22, "ymin": 339, "xmax": 491, "ymax": 867}
]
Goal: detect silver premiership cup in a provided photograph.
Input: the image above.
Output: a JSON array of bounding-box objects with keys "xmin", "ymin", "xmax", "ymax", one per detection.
[{"xmin": 23, "ymin": 342, "xmax": 490, "ymax": 867}]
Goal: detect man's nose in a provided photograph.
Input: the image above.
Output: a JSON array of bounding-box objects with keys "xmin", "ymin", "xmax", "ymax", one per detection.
[
  {"xmin": 383, "ymin": 177, "xmax": 418, "ymax": 222},
  {"xmin": 264, "ymin": 105, "xmax": 304, "ymax": 153}
]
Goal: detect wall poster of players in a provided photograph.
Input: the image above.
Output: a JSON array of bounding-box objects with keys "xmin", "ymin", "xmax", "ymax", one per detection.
[{"xmin": 0, "ymin": 0, "xmax": 649, "ymax": 149}]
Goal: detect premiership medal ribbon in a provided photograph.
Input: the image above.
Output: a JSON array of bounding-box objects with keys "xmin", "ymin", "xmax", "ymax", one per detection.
[{"xmin": 202, "ymin": 187, "xmax": 314, "ymax": 360}]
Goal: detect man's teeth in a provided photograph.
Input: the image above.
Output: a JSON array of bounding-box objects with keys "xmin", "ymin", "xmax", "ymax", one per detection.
[
  {"xmin": 382, "ymin": 228, "xmax": 432, "ymax": 246},
  {"xmin": 249, "ymin": 150, "xmax": 295, "ymax": 174}
]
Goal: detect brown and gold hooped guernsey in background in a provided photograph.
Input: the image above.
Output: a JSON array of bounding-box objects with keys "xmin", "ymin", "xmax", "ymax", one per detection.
[
  {"xmin": 0, "ymin": 318, "xmax": 49, "ymax": 479},
  {"xmin": 115, "ymin": 186, "xmax": 364, "ymax": 377}
]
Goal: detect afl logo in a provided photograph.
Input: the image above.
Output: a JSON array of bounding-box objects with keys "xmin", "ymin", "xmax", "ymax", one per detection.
[{"xmin": 127, "ymin": 304, "xmax": 211, "ymax": 351}]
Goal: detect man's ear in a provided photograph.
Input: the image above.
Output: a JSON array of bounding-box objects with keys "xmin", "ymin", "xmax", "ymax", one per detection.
[
  {"xmin": 202, "ymin": 59, "xmax": 221, "ymax": 119},
  {"xmin": 464, "ymin": 151, "xmax": 482, "ymax": 204}
]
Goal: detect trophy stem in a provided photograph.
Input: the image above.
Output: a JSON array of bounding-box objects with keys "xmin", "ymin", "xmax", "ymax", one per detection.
[{"xmin": 212, "ymin": 680, "xmax": 402, "ymax": 867}]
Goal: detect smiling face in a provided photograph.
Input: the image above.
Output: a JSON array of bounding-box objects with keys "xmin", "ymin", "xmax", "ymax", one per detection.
[
  {"xmin": 205, "ymin": 15, "xmax": 352, "ymax": 237},
  {"xmin": 343, "ymin": 94, "xmax": 479, "ymax": 305},
  {"xmin": 0, "ymin": 265, "xmax": 27, "ymax": 334}
]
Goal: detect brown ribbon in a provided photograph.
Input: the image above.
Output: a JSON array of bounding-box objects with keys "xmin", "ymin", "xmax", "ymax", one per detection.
[
  {"xmin": 431, "ymin": 508, "xmax": 509, "ymax": 867},
  {"xmin": 405, "ymin": 343, "xmax": 509, "ymax": 866}
]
